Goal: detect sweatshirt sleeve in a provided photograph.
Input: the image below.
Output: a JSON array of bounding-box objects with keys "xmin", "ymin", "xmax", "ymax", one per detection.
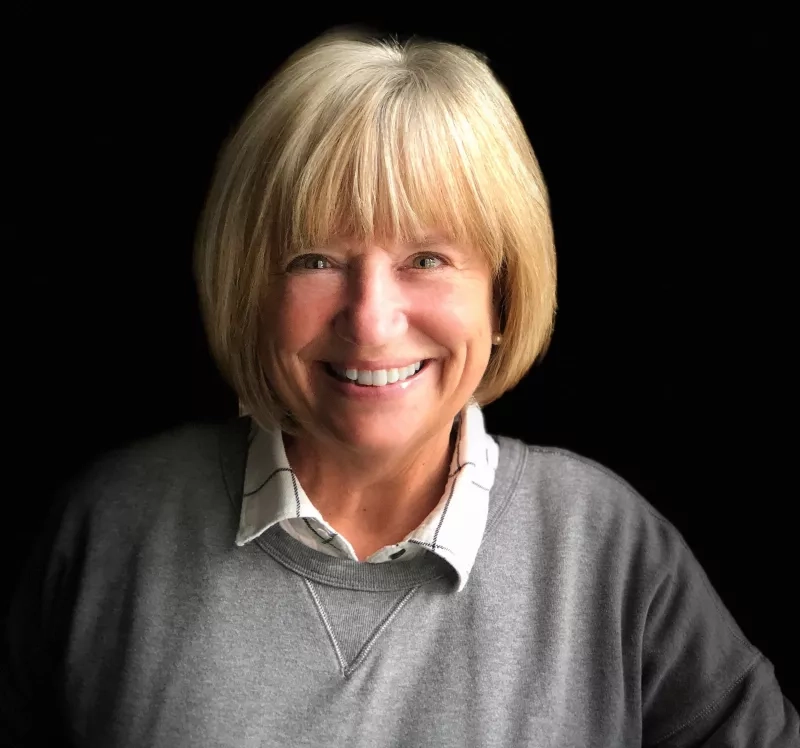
[
  {"xmin": 638, "ymin": 513, "xmax": 799, "ymax": 747},
  {"xmin": 0, "ymin": 491, "xmax": 80, "ymax": 747}
]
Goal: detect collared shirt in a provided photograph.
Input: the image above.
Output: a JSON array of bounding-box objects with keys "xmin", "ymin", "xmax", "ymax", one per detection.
[{"xmin": 236, "ymin": 403, "xmax": 499, "ymax": 591}]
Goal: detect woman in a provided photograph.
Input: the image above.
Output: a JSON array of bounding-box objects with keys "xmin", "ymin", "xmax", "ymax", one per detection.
[{"xmin": 3, "ymin": 28, "xmax": 797, "ymax": 747}]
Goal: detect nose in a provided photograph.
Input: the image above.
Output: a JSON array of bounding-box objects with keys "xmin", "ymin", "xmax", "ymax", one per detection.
[{"xmin": 334, "ymin": 256, "xmax": 408, "ymax": 347}]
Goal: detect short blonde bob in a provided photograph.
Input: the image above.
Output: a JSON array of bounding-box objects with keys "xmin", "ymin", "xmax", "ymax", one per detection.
[{"xmin": 194, "ymin": 27, "xmax": 557, "ymax": 433}]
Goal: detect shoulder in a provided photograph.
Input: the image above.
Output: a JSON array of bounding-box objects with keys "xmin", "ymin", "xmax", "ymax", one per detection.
[
  {"xmin": 51, "ymin": 417, "xmax": 250, "ymax": 542},
  {"xmin": 84, "ymin": 418, "xmax": 240, "ymax": 478},
  {"xmin": 488, "ymin": 436, "xmax": 756, "ymax": 648},
  {"xmin": 494, "ymin": 435, "xmax": 662, "ymax": 517},
  {"xmin": 77, "ymin": 416, "xmax": 248, "ymax": 485},
  {"xmin": 491, "ymin": 435, "xmax": 689, "ymax": 572}
]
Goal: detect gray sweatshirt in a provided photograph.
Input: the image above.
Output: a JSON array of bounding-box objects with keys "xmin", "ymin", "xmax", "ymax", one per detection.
[{"xmin": 2, "ymin": 417, "xmax": 797, "ymax": 747}]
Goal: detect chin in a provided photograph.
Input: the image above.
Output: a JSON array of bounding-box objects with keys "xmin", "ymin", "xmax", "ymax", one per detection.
[{"xmin": 325, "ymin": 411, "xmax": 431, "ymax": 452}]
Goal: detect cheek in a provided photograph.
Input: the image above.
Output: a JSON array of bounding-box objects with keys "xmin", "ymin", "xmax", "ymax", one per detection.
[
  {"xmin": 412, "ymin": 282, "xmax": 493, "ymax": 344},
  {"xmin": 271, "ymin": 278, "xmax": 341, "ymax": 349}
]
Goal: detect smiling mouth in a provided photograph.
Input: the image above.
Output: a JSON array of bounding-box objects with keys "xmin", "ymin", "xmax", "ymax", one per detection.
[{"xmin": 323, "ymin": 360, "xmax": 429, "ymax": 387}]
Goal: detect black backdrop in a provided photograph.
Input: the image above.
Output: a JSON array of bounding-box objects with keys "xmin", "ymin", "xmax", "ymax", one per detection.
[{"xmin": 8, "ymin": 12, "xmax": 796, "ymax": 707}]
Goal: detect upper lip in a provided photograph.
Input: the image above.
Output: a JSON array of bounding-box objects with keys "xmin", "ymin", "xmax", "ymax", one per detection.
[{"xmin": 324, "ymin": 359, "xmax": 428, "ymax": 370}]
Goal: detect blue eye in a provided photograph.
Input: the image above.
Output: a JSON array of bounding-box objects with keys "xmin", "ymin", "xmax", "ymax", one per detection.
[
  {"xmin": 412, "ymin": 254, "xmax": 443, "ymax": 270},
  {"xmin": 287, "ymin": 254, "xmax": 332, "ymax": 271}
]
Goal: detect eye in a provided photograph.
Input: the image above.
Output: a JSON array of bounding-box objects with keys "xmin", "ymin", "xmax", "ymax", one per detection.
[
  {"xmin": 286, "ymin": 254, "xmax": 332, "ymax": 271},
  {"xmin": 411, "ymin": 254, "xmax": 444, "ymax": 270}
]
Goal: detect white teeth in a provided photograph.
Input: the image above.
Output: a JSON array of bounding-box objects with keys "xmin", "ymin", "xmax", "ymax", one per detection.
[{"xmin": 331, "ymin": 361, "xmax": 424, "ymax": 386}]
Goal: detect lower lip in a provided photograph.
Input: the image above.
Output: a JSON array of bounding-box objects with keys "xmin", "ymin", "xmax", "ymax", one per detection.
[{"xmin": 319, "ymin": 361, "xmax": 432, "ymax": 399}]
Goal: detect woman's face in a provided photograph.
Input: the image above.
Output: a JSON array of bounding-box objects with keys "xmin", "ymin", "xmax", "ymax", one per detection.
[{"xmin": 261, "ymin": 233, "xmax": 496, "ymax": 453}]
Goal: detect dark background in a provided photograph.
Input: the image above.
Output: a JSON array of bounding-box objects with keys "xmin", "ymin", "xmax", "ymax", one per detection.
[{"xmin": 8, "ymin": 12, "xmax": 796, "ymax": 707}]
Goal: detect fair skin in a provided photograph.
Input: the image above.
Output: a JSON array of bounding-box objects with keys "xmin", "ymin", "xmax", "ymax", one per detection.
[{"xmin": 261, "ymin": 232, "xmax": 498, "ymax": 558}]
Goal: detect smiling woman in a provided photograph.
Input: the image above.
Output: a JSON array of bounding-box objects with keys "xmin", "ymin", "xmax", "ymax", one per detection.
[
  {"xmin": 193, "ymin": 28, "xmax": 557, "ymax": 563},
  {"xmin": 2, "ymin": 25, "xmax": 797, "ymax": 748},
  {"xmin": 194, "ymin": 28, "xmax": 556, "ymax": 437}
]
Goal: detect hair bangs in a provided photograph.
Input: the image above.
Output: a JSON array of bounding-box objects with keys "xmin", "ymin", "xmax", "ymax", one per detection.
[{"xmin": 281, "ymin": 78, "xmax": 506, "ymax": 274}]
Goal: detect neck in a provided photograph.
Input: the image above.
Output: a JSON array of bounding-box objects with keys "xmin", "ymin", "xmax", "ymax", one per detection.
[{"xmin": 283, "ymin": 419, "xmax": 458, "ymax": 556}]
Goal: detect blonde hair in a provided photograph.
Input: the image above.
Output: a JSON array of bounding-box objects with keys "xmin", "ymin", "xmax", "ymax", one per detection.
[{"xmin": 194, "ymin": 27, "xmax": 557, "ymax": 432}]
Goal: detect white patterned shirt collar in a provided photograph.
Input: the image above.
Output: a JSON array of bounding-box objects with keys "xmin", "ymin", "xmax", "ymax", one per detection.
[{"xmin": 235, "ymin": 403, "xmax": 499, "ymax": 591}]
